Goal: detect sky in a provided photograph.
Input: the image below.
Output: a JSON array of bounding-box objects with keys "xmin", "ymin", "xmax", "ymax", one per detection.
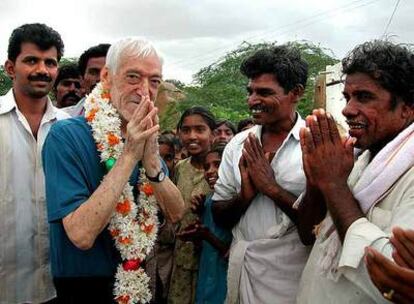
[{"xmin": 0, "ymin": 0, "xmax": 412, "ymax": 84}]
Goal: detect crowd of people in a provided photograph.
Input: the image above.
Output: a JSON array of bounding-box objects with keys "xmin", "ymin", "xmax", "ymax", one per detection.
[{"xmin": 1, "ymin": 22, "xmax": 414, "ymax": 304}]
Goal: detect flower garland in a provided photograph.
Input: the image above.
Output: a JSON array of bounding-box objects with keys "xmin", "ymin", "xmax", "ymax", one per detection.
[{"xmin": 84, "ymin": 83, "xmax": 159, "ymax": 304}]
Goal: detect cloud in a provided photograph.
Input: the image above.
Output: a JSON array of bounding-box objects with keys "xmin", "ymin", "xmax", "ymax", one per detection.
[{"xmin": 0, "ymin": 0, "xmax": 412, "ymax": 83}]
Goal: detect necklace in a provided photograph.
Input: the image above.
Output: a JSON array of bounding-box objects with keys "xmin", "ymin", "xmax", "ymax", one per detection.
[{"xmin": 84, "ymin": 83, "xmax": 158, "ymax": 304}]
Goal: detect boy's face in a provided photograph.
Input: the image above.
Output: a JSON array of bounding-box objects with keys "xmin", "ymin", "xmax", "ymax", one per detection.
[
  {"xmin": 204, "ymin": 151, "xmax": 221, "ymax": 189},
  {"xmin": 159, "ymin": 143, "xmax": 175, "ymax": 174}
]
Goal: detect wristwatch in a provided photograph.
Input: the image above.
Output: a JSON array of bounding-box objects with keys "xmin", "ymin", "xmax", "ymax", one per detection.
[{"xmin": 145, "ymin": 169, "xmax": 166, "ymax": 183}]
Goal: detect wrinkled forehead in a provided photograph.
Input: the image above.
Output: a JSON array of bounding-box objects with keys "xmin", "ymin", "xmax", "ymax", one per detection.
[
  {"xmin": 115, "ymin": 52, "xmax": 163, "ymax": 75},
  {"xmin": 343, "ymin": 72, "xmax": 385, "ymax": 92}
]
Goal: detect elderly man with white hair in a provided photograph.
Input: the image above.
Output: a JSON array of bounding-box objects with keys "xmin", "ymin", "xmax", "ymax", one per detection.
[{"xmin": 42, "ymin": 37, "xmax": 184, "ymax": 304}]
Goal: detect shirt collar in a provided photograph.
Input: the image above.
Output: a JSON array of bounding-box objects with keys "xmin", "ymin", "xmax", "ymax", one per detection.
[
  {"xmin": 290, "ymin": 112, "xmax": 305, "ymax": 141},
  {"xmin": 0, "ymin": 89, "xmax": 58, "ymax": 122},
  {"xmin": 254, "ymin": 112, "xmax": 304, "ymax": 142}
]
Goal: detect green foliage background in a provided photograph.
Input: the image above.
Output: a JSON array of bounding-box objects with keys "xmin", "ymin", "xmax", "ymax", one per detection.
[
  {"xmin": 0, "ymin": 66, "xmax": 12, "ymax": 96},
  {"xmin": 177, "ymin": 40, "xmax": 338, "ymax": 124}
]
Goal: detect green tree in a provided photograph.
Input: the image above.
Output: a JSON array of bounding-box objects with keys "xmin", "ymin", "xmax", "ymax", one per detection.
[
  {"xmin": 0, "ymin": 66, "xmax": 12, "ymax": 96},
  {"xmin": 178, "ymin": 41, "xmax": 338, "ymax": 123}
]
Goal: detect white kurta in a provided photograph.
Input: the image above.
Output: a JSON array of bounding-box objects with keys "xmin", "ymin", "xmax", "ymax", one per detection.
[
  {"xmin": 0, "ymin": 90, "xmax": 69, "ymax": 303},
  {"xmin": 212, "ymin": 116, "xmax": 310, "ymax": 304},
  {"xmin": 297, "ymin": 151, "xmax": 414, "ymax": 303}
]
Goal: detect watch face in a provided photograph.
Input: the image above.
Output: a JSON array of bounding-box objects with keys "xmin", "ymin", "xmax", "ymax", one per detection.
[{"xmin": 159, "ymin": 171, "xmax": 166, "ymax": 181}]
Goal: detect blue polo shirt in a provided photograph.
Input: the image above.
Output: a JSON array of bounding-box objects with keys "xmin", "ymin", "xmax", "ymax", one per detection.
[{"xmin": 42, "ymin": 116, "xmax": 159, "ymax": 278}]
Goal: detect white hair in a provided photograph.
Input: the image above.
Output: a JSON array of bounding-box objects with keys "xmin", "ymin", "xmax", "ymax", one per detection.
[{"xmin": 105, "ymin": 37, "xmax": 163, "ymax": 74}]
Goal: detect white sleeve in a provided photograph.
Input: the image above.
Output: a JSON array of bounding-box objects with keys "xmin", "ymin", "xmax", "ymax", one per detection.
[
  {"xmin": 212, "ymin": 140, "xmax": 238, "ymax": 201},
  {"xmin": 339, "ymin": 172, "xmax": 414, "ymax": 302}
]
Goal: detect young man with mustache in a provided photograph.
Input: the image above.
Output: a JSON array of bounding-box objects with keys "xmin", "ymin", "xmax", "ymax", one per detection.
[
  {"xmin": 212, "ymin": 45, "xmax": 310, "ymax": 303},
  {"xmin": 0, "ymin": 23, "xmax": 69, "ymax": 303}
]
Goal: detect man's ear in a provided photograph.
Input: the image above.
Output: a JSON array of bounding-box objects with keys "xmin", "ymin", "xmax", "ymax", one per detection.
[
  {"xmin": 4, "ymin": 60, "xmax": 16, "ymax": 80},
  {"xmin": 401, "ymin": 102, "xmax": 414, "ymax": 120},
  {"xmin": 100, "ymin": 66, "xmax": 111, "ymax": 90},
  {"xmin": 289, "ymin": 84, "xmax": 305, "ymax": 103}
]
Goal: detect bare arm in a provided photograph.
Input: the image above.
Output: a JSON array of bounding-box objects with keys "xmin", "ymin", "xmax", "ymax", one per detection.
[
  {"xmin": 178, "ymin": 221, "xmax": 230, "ymax": 257},
  {"xmin": 299, "ymin": 109, "xmax": 361, "ymax": 243},
  {"xmin": 142, "ymin": 106, "xmax": 184, "ymax": 224},
  {"xmin": 212, "ymin": 195, "xmax": 252, "ymax": 230},
  {"xmin": 150, "ymin": 177, "xmax": 184, "ymax": 224},
  {"xmin": 296, "ymin": 185, "xmax": 327, "ymax": 245},
  {"xmin": 243, "ymin": 133, "xmax": 298, "ymax": 223},
  {"xmin": 63, "ymin": 153, "xmax": 139, "ymax": 249},
  {"xmin": 212, "ymin": 154, "xmax": 256, "ymax": 229},
  {"xmin": 202, "ymin": 228, "xmax": 230, "ymax": 257},
  {"xmin": 320, "ymin": 182, "xmax": 363, "ymax": 242},
  {"xmin": 257, "ymin": 181, "xmax": 298, "ymax": 223}
]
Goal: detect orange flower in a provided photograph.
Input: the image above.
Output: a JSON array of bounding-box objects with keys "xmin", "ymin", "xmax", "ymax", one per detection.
[
  {"xmin": 118, "ymin": 236, "xmax": 132, "ymax": 245},
  {"xmin": 86, "ymin": 108, "xmax": 98, "ymax": 122},
  {"xmin": 96, "ymin": 143, "xmax": 104, "ymax": 151},
  {"xmin": 107, "ymin": 133, "xmax": 120, "ymax": 146},
  {"xmin": 116, "ymin": 295, "xmax": 130, "ymax": 304},
  {"xmin": 116, "ymin": 200, "xmax": 131, "ymax": 215},
  {"xmin": 141, "ymin": 183, "xmax": 154, "ymax": 196},
  {"xmin": 142, "ymin": 224, "xmax": 154, "ymax": 234},
  {"xmin": 110, "ymin": 229, "xmax": 120, "ymax": 237},
  {"xmin": 101, "ymin": 91, "xmax": 111, "ymax": 100}
]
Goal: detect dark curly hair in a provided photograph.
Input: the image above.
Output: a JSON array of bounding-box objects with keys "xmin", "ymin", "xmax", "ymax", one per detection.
[
  {"xmin": 176, "ymin": 106, "xmax": 216, "ymax": 131},
  {"xmin": 237, "ymin": 118, "xmax": 254, "ymax": 133},
  {"xmin": 207, "ymin": 142, "xmax": 227, "ymax": 158},
  {"xmin": 8, "ymin": 23, "xmax": 64, "ymax": 62},
  {"xmin": 215, "ymin": 119, "xmax": 236, "ymax": 135},
  {"xmin": 342, "ymin": 40, "xmax": 414, "ymax": 107},
  {"xmin": 54, "ymin": 63, "xmax": 81, "ymax": 89},
  {"xmin": 78, "ymin": 44, "xmax": 110, "ymax": 77},
  {"xmin": 240, "ymin": 45, "xmax": 308, "ymax": 93}
]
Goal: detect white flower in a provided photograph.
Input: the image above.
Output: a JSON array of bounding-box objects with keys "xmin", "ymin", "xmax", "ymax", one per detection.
[{"xmin": 84, "ymin": 84, "xmax": 159, "ymax": 304}]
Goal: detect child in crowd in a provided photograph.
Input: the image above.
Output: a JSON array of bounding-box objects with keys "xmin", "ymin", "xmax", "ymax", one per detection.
[
  {"xmin": 178, "ymin": 143, "xmax": 232, "ymax": 304},
  {"xmin": 144, "ymin": 133, "xmax": 178, "ymax": 303},
  {"xmin": 158, "ymin": 133, "xmax": 176, "ymax": 180},
  {"xmin": 168, "ymin": 107, "xmax": 216, "ymax": 304},
  {"xmin": 213, "ymin": 119, "xmax": 236, "ymax": 145}
]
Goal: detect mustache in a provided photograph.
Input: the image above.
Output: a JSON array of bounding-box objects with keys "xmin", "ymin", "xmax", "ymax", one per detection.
[
  {"xmin": 62, "ymin": 92, "xmax": 81, "ymax": 102},
  {"xmin": 28, "ymin": 74, "xmax": 52, "ymax": 82}
]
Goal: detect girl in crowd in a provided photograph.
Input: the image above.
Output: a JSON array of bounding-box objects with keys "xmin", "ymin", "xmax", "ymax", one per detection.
[
  {"xmin": 178, "ymin": 142, "xmax": 232, "ymax": 304},
  {"xmin": 168, "ymin": 106, "xmax": 216, "ymax": 304}
]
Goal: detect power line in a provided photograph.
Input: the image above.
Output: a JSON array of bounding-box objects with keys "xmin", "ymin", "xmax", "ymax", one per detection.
[
  {"xmin": 170, "ymin": 0, "xmax": 383, "ymax": 71},
  {"xmin": 381, "ymin": 0, "xmax": 401, "ymax": 38},
  {"xmin": 171, "ymin": 0, "xmax": 369, "ymax": 67}
]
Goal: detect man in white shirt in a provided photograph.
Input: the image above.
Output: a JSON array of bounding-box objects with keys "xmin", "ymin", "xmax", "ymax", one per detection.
[
  {"xmin": 212, "ymin": 45, "xmax": 310, "ymax": 303},
  {"xmin": 297, "ymin": 40, "xmax": 414, "ymax": 303},
  {"xmin": 0, "ymin": 23, "xmax": 69, "ymax": 303}
]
